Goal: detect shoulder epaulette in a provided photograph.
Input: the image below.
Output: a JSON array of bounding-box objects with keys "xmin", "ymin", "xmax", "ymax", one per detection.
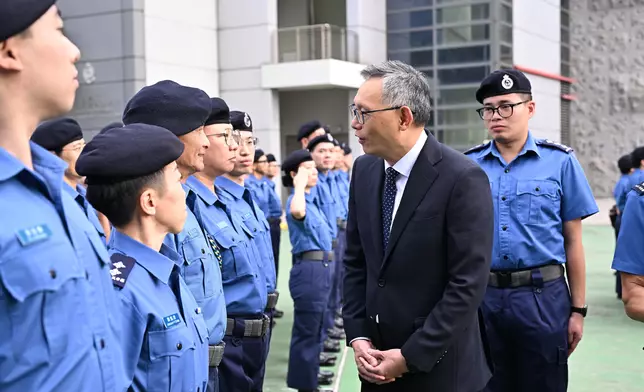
[
  {"xmin": 463, "ymin": 141, "xmax": 491, "ymax": 155},
  {"xmin": 633, "ymin": 182, "xmax": 644, "ymax": 195},
  {"xmin": 110, "ymin": 253, "xmax": 136, "ymax": 289},
  {"xmin": 536, "ymin": 139, "xmax": 573, "ymax": 153}
]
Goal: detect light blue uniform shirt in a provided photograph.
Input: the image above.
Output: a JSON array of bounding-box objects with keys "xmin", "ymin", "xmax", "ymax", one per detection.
[
  {"xmin": 465, "ymin": 133, "xmax": 598, "ymax": 270},
  {"xmin": 613, "ymin": 174, "xmax": 631, "ymax": 203},
  {"xmin": 617, "ymin": 169, "xmax": 644, "ymax": 213},
  {"xmin": 286, "ymin": 191, "xmax": 334, "ymax": 254},
  {"xmin": 216, "ymin": 176, "xmax": 276, "ymax": 294},
  {"xmin": 163, "ymin": 184, "xmax": 227, "ymax": 344},
  {"xmin": 265, "ymin": 178, "xmax": 283, "ymax": 219},
  {"xmin": 109, "ymin": 231, "xmax": 208, "ymax": 392},
  {"xmin": 187, "ymin": 177, "xmax": 267, "ymax": 316},
  {"xmin": 613, "ymin": 185, "xmax": 644, "ymax": 275},
  {"xmin": 245, "ymin": 175, "xmax": 270, "ymax": 217},
  {"xmin": 64, "ymin": 183, "xmax": 106, "ymax": 245},
  {"xmin": 0, "ymin": 142, "xmax": 123, "ymax": 392},
  {"xmin": 313, "ymin": 172, "xmax": 338, "ymax": 239},
  {"xmin": 328, "ymin": 170, "xmax": 348, "ymax": 221}
]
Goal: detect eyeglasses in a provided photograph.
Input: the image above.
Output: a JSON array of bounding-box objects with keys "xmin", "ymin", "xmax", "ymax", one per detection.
[
  {"xmin": 476, "ymin": 100, "xmax": 530, "ymax": 120},
  {"xmin": 239, "ymin": 137, "xmax": 258, "ymax": 149},
  {"xmin": 205, "ymin": 128, "xmax": 242, "ymax": 146},
  {"xmin": 256, "ymin": 159, "xmax": 268, "ymax": 164},
  {"xmin": 350, "ymin": 104, "xmax": 408, "ymax": 125}
]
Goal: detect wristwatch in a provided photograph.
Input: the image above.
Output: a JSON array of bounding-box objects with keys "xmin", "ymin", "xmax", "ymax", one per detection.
[{"xmin": 571, "ymin": 305, "xmax": 588, "ymax": 317}]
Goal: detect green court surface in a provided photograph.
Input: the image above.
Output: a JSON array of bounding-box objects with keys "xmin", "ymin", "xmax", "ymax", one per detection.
[{"xmin": 263, "ymin": 225, "xmax": 643, "ymax": 391}]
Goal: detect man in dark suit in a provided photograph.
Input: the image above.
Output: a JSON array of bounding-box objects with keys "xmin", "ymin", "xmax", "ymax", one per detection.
[{"xmin": 343, "ymin": 60, "xmax": 494, "ymax": 392}]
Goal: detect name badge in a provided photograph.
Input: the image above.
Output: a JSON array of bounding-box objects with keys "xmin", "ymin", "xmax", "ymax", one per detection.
[
  {"xmin": 242, "ymin": 212, "xmax": 252, "ymax": 220},
  {"xmin": 216, "ymin": 221, "xmax": 228, "ymax": 230},
  {"xmin": 163, "ymin": 313, "xmax": 182, "ymax": 329},
  {"xmin": 16, "ymin": 224, "xmax": 52, "ymax": 247}
]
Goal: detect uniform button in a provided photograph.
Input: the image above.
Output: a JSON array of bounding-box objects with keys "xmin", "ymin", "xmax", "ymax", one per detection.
[
  {"xmin": 501, "ymin": 196, "xmax": 506, "ymax": 201},
  {"xmin": 100, "ymin": 339, "xmax": 105, "ymax": 349},
  {"xmin": 176, "ymin": 343, "xmax": 183, "ymax": 350},
  {"xmin": 535, "ymin": 187, "xmax": 540, "ymax": 192},
  {"xmin": 49, "ymin": 269, "xmax": 57, "ymax": 279},
  {"xmin": 502, "ymin": 226, "xmax": 507, "ymax": 231},
  {"xmin": 201, "ymin": 249, "xmax": 205, "ymax": 254},
  {"xmin": 504, "ymin": 168, "xmax": 509, "ymax": 173},
  {"xmin": 195, "ymin": 307, "xmax": 202, "ymax": 314},
  {"xmin": 503, "ymin": 255, "xmax": 509, "ymax": 260},
  {"xmin": 254, "ymin": 228, "xmax": 257, "ymax": 232},
  {"xmin": 378, "ymin": 279, "xmax": 385, "ymax": 287}
]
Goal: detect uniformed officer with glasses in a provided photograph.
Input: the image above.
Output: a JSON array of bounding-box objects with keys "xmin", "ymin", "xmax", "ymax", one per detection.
[{"xmin": 465, "ymin": 69, "xmax": 598, "ymax": 392}]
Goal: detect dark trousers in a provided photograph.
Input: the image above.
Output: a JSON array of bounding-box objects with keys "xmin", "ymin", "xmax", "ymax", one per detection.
[
  {"xmin": 481, "ymin": 275, "xmax": 570, "ymax": 392},
  {"xmin": 287, "ymin": 256, "xmax": 334, "ymax": 390},
  {"xmin": 218, "ymin": 318, "xmax": 268, "ymax": 392},
  {"xmin": 324, "ymin": 229, "xmax": 346, "ymax": 337},
  {"xmin": 614, "ymin": 214, "xmax": 623, "ymax": 297},
  {"xmin": 208, "ymin": 367, "xmax": 219, "ymax": 392},
  {"xmin": 263, "ymin": 308, "xmax": 274, "ymax": 363},
  {"xmin": 269, "ymin": 218, "xmax": 281, "ymax": 279}
]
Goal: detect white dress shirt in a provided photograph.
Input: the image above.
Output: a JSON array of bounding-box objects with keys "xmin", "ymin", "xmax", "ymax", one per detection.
[
  {"xmin": 383, "ymin": 130, "xmax": 428, "ymax": 231},
  {"xmin": 349, "ymin": 130, "xmax": 428, "ymax": 345}
]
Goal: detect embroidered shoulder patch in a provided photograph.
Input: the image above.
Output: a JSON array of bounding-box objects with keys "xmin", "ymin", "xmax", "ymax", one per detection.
[
  {"xmin": 536, "ymin": 139, "xmax": 573, "ymax": 153},
  {"xmin": 633, "ymin": 182, "xmax": 644, "ymax": 196},
  {"xmin": 463, "ymin": 141, "xmax": 491, "ymax": 155},
  {"xmin": 110, "ymin": 253, "xmax": 136, "ymax": 289}
]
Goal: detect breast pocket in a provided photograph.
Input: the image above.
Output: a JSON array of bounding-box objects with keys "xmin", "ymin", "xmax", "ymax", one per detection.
[
  {"xmin": 516, "ymin": 180, "xmax": 561, "ymax": 224},
  {"xmin": 0, "ymin": 241, "xmax": 88, "ymax": 360},
  {"xmin": 213, "ymin": 227, "xmax": 254, "ymax": 282},
  {"xmin": 182, "ymin": 237, "xmax": 216, "ymax": 300},
  {"xmin": 147, "ymin": 325, "xmax": 196, "ymax": 392}
]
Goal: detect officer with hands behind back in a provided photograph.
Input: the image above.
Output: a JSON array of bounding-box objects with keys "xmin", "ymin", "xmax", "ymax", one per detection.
[{"xmin": 465, "ymin": 69, "xmax": 598, "ymax": 392}]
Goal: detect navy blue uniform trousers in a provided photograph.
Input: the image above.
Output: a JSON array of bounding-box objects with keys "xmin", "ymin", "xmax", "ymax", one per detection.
[
  {"xmin": 481, "ymin": 274, "xmax": 570, "ymax": 392},
  {"xmin": 219, "ymin": 317, "xmax": 268, "ymax": 392},
  {"xmin": 269, "ymin": 218, "xmax": 281, "ymax": 278},
  {"xmin": 287, "ymin": 255, "xmax": 333, "ymax": 390}
]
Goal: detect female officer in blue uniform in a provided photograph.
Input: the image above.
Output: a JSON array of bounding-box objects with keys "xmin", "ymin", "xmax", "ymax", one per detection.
[
  {"xmin": 77, "ymin": 123, "xmax": 209, "ymax": 392},
  {"xmin": 0, "ymin": 2, "xmax": 123, "ymax": 391},
  {"xmin": 283, "ymin": 149, "xmax": 335, "ymax": 392},
  {"xmin": 465, "ymin": 69, "xmax": 598, "ymax": 392}
]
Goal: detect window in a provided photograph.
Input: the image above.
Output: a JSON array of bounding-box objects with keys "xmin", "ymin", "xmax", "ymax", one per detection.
[
  {"xmin": 436, "ymin": 24, "xmax": 489, "ymax": 44},
  {"xmin": 438, "ymin": 45, "xmax": 490, "ymax": 64},
  {"xmin": 561, "ymin": 10, "xmax": 569, "ymax": 27},
  {"xmin": 437, "ymin": 87, "xmax": 478, "ymax": 105},
  {"xmin": 437, "ymin": 108, "xmax": 481, "ymax": 125},
  {"xmin": 388, "ymin": 30, "xmax": 434, "ymax": 50},
  {"xmin": 387, "ymin": 0, "xmax": 434, "ymax": 10},
  {"xmin": 441, "ymin": 128, "xmax": 489, "ymax": 148},
  {"xmin": 500, "ymin": 45, "xmax": 512, "ymax": 64},
  {"xmin": 410, "ymin": 50, "xmax": 434, "ymax": 66},
  {"xmin": 389, "ymin": 51, "xmax": 411, "ymax": 63},
  {"xmin": 500, "ymin": 24, "xmax": 512, "ymax": 44},
  {"xmin": 438, "ymin": 66, "xmax": 490, "ymax": 84},
  {"xmin": 501, "ymin": 4, "xmax": 512, "ymax": 23},
  {"xmin": 561, "ymin": 45, "xmax": 570, "ymax": 63},
  {"xmin": 388, "ymin": 10, "xmax": 433, "ymax": 30},
  {"xmin": 561, "ymin": 28, "xmax": 569, "ymax": 44},
  {"xmin": 436, "ymin": 4, "xmax": 489, "ymax": 24}
]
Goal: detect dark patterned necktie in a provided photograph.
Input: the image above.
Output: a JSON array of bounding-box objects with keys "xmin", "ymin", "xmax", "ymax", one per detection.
[{"xmin": 382, "ymin": 167, "xmax": 399, "ymax": 252}]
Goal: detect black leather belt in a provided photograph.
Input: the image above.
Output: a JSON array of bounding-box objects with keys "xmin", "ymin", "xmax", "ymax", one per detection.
[
  {"xmin": 337, "ymin": 218, "xmax": 347, "ymax": 230},
  {"xmin": 488, "ymin": 264, "xmax": 564, "ymax": 288},
  {"xmin": 300, "ymin": 250, "xmax": 334, "ymax": 262},
  {"xmin": 265, "ymin": 292, "xmax": 279, "ymax": 311},
  {"xmin": 208, "ymin": 342, "xmax": 225, "ymax": 367},
  {"xmin": 225, "ymin": 315, "xmax": 270, "ymax": 338}
]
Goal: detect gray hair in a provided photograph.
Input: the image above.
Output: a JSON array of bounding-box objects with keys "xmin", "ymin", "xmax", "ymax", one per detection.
[{"xmin": 360, "ymin": 60, "xmax": 432, "ymax": 126}]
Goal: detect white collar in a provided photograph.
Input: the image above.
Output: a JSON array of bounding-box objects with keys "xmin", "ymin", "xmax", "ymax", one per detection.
[{"xmin": 384, "ymin": 131, "xmax": 428, "ymax": 178}]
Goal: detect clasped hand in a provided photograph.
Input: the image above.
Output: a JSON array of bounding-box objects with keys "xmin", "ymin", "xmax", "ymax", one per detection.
[{"xmin": 352, "ymin": 340, "xmax": 409, "ymax": 385}]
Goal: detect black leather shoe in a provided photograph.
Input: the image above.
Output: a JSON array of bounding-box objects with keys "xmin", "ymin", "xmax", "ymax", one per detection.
[
  {"xmin": 323, "ymin": 339, "xmax": 341, "ymax": 353},
  {"xmin": 319, "ymin": 369, "xmax": 335, "ymax": 378},
  {"xmin": 319, "ymin": 353, "xmax": 337, "ymax": 367},
  {"xmin": 318, "ymin": 371, "xmax": 334, "ymax": 385},
  {"xmin": 327, "ymin": 327, "xmax": 345, "ymax": 340},
  {"xmin": 298, "ymin": 389, "xmax": 333, "ymax": 392},
  {"xmin": 334, "ymin": 317, "xmax": 344, "ymax": 329},
  {"xmin": 274, "ymin": 309, "xmax": 284, "ymax": 318}
]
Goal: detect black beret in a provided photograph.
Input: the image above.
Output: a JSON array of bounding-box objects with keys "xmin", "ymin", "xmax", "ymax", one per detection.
[
  {"xmin": 230, "ymin": 110, "xmax": 252, "ymax": 132},
  {"xmin": 332, "ymin": 138, "xmax": 341, "ymax": 147},
  {"xmin": 205, "ymin": 98, "xmax": 230, "ymax": 125},
  {"xmin": 31, "ymin": 117, "xmax": 83, "ymax": 151},
  {"xmin": 0, "ymin": 0, "xmax": 56, "ymax": 42},
  {"xmin": 99, "ymin": 121, "xmax": 123, "ymax": 135},
  {"xmin": 76, "ymin": 123, "xmax": 184, "ymax": 185},
  {"xmin": 341, "ymin": 143, "xmax": 352, "ymax": 155},
  {"xmin": 281, "ymin": 149, "xmax": 313, "ymax": 188},
  {"xmin": 266, "ymin": 153, "xmax": 276, "ymax": 163},
  {"xmin": 297, "ymin": 120, "xmax": 323, "ymax": 141},
  {"xmin": 476, "ymin": 69, "xmax": 532, "ymax": 104},
  {"xmin": 123, "ymin": 80, "xmax": 211, "ymax": 136},
  {"xmin": 306, "ymin": 133, "xmax": 335, "ymax": 152},
  {"xmin": 323, "ymin": 125, "xmax": 330, "ymax": 133},
  {"xmin": 254, "ymin": 149, "xmax": 265, "ymax": 163}
]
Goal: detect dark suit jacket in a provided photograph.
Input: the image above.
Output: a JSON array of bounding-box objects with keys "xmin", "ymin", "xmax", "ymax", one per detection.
[{"xmin": 343, "ymin": 133, "xmax": 494, "ymax": 392}]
